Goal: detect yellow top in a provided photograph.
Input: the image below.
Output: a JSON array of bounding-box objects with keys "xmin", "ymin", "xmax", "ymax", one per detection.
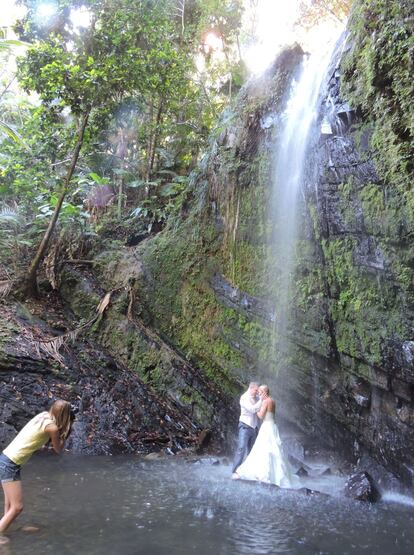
[{"xmin": 3, "ymin": 411, "xmax": 56, "ymax": 466}]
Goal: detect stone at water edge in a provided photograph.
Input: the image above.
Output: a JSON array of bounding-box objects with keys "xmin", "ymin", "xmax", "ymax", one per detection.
[
  {"xmin": 143, "ymin": 452, "xmax": 164, "ymax": 461},
  {"xmin": 200, "ymin": 457, "xmax": 220, "ymax": 465},
  {"xmin": 296, "ymin": 487, "xmax": 329, "ymax": 498},
  {"xmin": 344, "ymin": 471, "xmax": 381, "ymax": 502},
  {"xmin": 295, "ymin": 466, "xmax": 309, "ymax": 477},
  {"xmin": 190, "ymin": 457, "xmax": 220, "ymax": 465},
  {"xmin": 21, "ymin": 525, "xmax": 40, "ymax": 532}
]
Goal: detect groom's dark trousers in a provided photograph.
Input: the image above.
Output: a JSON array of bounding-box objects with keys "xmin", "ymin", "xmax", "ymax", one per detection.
[{"xmin": 232, "ymin": 422, "xmax": 257, "ymax": 473}]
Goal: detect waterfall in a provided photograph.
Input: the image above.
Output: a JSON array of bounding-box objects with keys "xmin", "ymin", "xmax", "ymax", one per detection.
[{"xmin": 269, "ymin": 42, "xmax": 340, "ymax": 392}]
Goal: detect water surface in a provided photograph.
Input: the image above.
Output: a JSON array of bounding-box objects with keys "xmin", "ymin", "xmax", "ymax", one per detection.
[{"xmin": 3, "ymin": 455, "xmax": 414, "ymax": 554}]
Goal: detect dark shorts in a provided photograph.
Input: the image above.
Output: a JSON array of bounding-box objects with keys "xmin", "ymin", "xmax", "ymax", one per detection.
[{"xmin": 0, "ymin": 453, "xmax": 21, "ymax": 483}]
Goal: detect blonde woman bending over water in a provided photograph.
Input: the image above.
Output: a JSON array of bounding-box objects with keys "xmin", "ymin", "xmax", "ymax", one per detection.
[
  {"xmin": 0, "ymin": 400, "xmax": 74, "ymax": 542},
  {"xmin": 234, "ymin": 385, "xmax": 298, "ymax": 487}
]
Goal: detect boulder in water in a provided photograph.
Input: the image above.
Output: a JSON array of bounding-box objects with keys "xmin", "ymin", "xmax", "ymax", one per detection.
[
  {"xmin": 201, "ymin": 457, "xmax": 220, "ymax": 465},
  {"xmin": 344, "ymin": 471, "xmax": 380, "ymax": 502},
  {"xmin": 190, "ymin": 457, "xmax": 220, "ymax": 465},
  {"xmin": 296, "ymin": 487, "xmax": 329, "ymax": 498}
]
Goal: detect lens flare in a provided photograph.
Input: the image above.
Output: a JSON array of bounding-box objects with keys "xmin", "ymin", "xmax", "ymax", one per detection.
[{"xmin": 36, "ymin": 1, "xmax": 58, "ymax": 21}]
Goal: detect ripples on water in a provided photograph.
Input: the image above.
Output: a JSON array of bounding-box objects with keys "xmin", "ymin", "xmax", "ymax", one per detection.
[{"xmin": 2, "ymin": 455, "xmax": 414, "ymax": 555}]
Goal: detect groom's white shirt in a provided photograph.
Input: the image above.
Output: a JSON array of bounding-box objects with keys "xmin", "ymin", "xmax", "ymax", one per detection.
[{"xmin": 239, "ymin": 391, "xmax": 262, "ymax": 429}]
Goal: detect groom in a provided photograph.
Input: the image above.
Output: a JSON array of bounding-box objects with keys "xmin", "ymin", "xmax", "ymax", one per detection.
[{"xmin": 231, "ymin": 381, "xmax": 262, "ymax": 477}]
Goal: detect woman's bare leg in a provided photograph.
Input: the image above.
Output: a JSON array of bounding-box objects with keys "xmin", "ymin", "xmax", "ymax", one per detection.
[
  {"xmin": 3, "ymin": 489, "xmax": 9, "ymax": 517},
  {"xmin": 0, "ymin": 482, "xmax": 23, "ymax": 533}
]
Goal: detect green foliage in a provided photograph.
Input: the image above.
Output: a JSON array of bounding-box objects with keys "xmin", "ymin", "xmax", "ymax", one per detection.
[
  {"xmin": 0, "ymin": 34, "xmax": 31, "ymax": 148},
  {"xmin": 16, "ymin": 1, "xmax": 193, "ymax": 121},
  {"xmin": 297, "ymin": 0, "xmax": 351, "ymax": 27},
  {"xmin": 0, "ymin": 105, "xmax": 72, "ymax": 201},
  {"xmin": 333, "ymin": 0, "xmax": 414, "ymax": 366},
  {"xmin": 129, "ymin": 174, "xmax": 189, "ymax": 232},
  {"xmin": 341, "ymin": 0, "xmax": 414, "ymax": 192},
  {"xmin": 135, "ymin": 206, "xmax": 241, "ymax": 392},
  {"xmin": 0, "ymin": 204, "xmax": 33, "ymax": 271},
  {"xmin": 0, "ymin": 0, "xmax": 246, "ymax": 278}
]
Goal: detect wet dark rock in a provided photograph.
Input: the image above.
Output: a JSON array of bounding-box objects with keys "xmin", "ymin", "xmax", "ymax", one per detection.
[
  {"xmin": 355, "ymin": 453, "xmax": 404, "ymax": 492},
  {"xmin": 200, "ymin": 457, "xmax": 220, "ymax": 465},
  {"xmin": 126, "ymin": 232, "xmax": 149, "ymax": 246},
  {"xmin": 211, "ymin": 273, "xmax": 273, "ymax": 324},
  {"xmin": 344, "ymin": 472, "xmax": 380, "ymax": 502},
  {"xmin": 296, "ymin": 466, "xmax": 309, "ymax": 477},
  {"xmin": 189, "ymin": 457, "xmax": 220, "ymax": 465},
  {"xmin": 352, "ymin": 393, "xmax": 371, "ymax": 408},
  {"xmin": 383, "ymin": 340, "xmax": 414, "ymax": 384},
  {"xmin": 288, "ymin": 454, "xmax": 312, "ymax": 474},
  {"xmin": 197, "ymin": 429, "xmax": 212, "ymax": 452}
]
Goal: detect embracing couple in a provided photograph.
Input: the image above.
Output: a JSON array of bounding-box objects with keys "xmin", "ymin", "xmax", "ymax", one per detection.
[{"xmin": 231, "ymin": 382, "xmax": 297, "ymax": 487}]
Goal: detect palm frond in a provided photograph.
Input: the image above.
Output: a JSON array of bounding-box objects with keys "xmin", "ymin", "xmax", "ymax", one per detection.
[
  {"xmin": 0, "ymin": 120, "xmax": 31, "ymax": 151},
  {"xmin": 0, "ymin": 204, "xmax": 23, "ymax": 225},
  {"xmin": 35, "ymin": 291, "xmax": 114, "ymax": 364},
  {"xmin": 0, "ymin": 39, "xmax": 30, "ymax": 51},
  {"xmin": 0, "ymin": 279, "xmax": 12, "ymax": 298}
]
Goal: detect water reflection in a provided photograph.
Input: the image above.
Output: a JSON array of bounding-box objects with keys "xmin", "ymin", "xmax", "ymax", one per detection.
[
  {"xmin": 3, "ymin": 456, "xmax": 414, "ymax": 555},
  {"xmin": 230, "ymin": 512, "xmax": 293, "ymax": 554}
]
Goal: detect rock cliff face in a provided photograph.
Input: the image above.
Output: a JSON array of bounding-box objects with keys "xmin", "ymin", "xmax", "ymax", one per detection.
[
  {"xmin": 110, "ymin": 0, "xmax": 412, "ymax": 484},
  {"xmin": 1, "ymin": 0, "xmax": 412, "ymax": 485},
  {"xmin": 308, "ymin": 0, "xmax": 414, "ymax": 484},
  {"xmin": 0, "ymin": 301, "xmax": 217, "ymax": 455}
]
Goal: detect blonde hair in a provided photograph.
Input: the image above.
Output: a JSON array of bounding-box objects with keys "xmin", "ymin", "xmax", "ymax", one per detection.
[
  {"xmin": 49, "ymin": 400, "xmax": 72, "ymax": 439},
  {"xmin": 259, "ymin": 384, "xmax": 269, "ymax": 395}
]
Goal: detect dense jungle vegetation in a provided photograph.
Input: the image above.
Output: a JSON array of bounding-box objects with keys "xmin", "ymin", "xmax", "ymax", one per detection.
[{"xmin": 0, "ymin": 0, "xmax": 349, "ymax": 298}]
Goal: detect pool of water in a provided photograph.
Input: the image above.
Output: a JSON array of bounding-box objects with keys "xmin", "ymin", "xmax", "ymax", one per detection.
[{"xmin": 3, "ymin": 455, "xmax": 414, "ymax": 554}]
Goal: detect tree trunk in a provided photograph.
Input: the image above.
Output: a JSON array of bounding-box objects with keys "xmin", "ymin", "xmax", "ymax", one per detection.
[
  {"xmin": 117, "ymin": 175, "xmax": 123, "ymax": 220},
  {"xmin": 144, "ymin": 99, "xmax": 154, "ymax": 192},
  {"xmin": 148, "ymin": 97, "xmax": 164, "ymax": 178},
  {"xmin": 23, "ymin": 110, "xmax": 90, "ymax": 297}
]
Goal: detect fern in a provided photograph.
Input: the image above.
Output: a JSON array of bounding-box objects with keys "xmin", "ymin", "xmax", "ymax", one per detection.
[{"xmin": 0, "ymin": 204, "xmax": 28, "ymax": 259}]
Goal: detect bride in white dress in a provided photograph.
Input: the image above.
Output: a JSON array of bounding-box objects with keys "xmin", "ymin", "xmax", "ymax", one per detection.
[{"xmin": 233, "ymin": 385, "xmax": 298, "ymax": 488}]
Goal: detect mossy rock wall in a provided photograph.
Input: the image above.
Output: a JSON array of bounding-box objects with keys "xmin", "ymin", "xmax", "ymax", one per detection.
[
  {"xmin": 134, "ymin": 3, "xmax": 414, "ymax": 485},
  {"xmin": 57, "ymin": 5, "xmax": 414, "ymax": 484},
  {"xmin": 58, "ymin": 256, "xmax": 236, "ymax": 449},
  {"xmin": 136, "ymin": 46, "xmax": 303, "ymax": 388},
  {"xmin": 288, "ymin": 0, "xmax": 414, "ymax": 484}
]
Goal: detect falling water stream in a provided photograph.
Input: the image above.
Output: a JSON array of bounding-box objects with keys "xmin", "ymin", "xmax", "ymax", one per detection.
[{"xmin": 270, "ymin": 42, "xmax": 338, "ymax": 368}]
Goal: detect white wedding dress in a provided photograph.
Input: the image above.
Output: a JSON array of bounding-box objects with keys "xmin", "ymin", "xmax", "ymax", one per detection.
[{"xmin": 236, "ymin": 411, "xmax": 298, "ymax": 488}]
